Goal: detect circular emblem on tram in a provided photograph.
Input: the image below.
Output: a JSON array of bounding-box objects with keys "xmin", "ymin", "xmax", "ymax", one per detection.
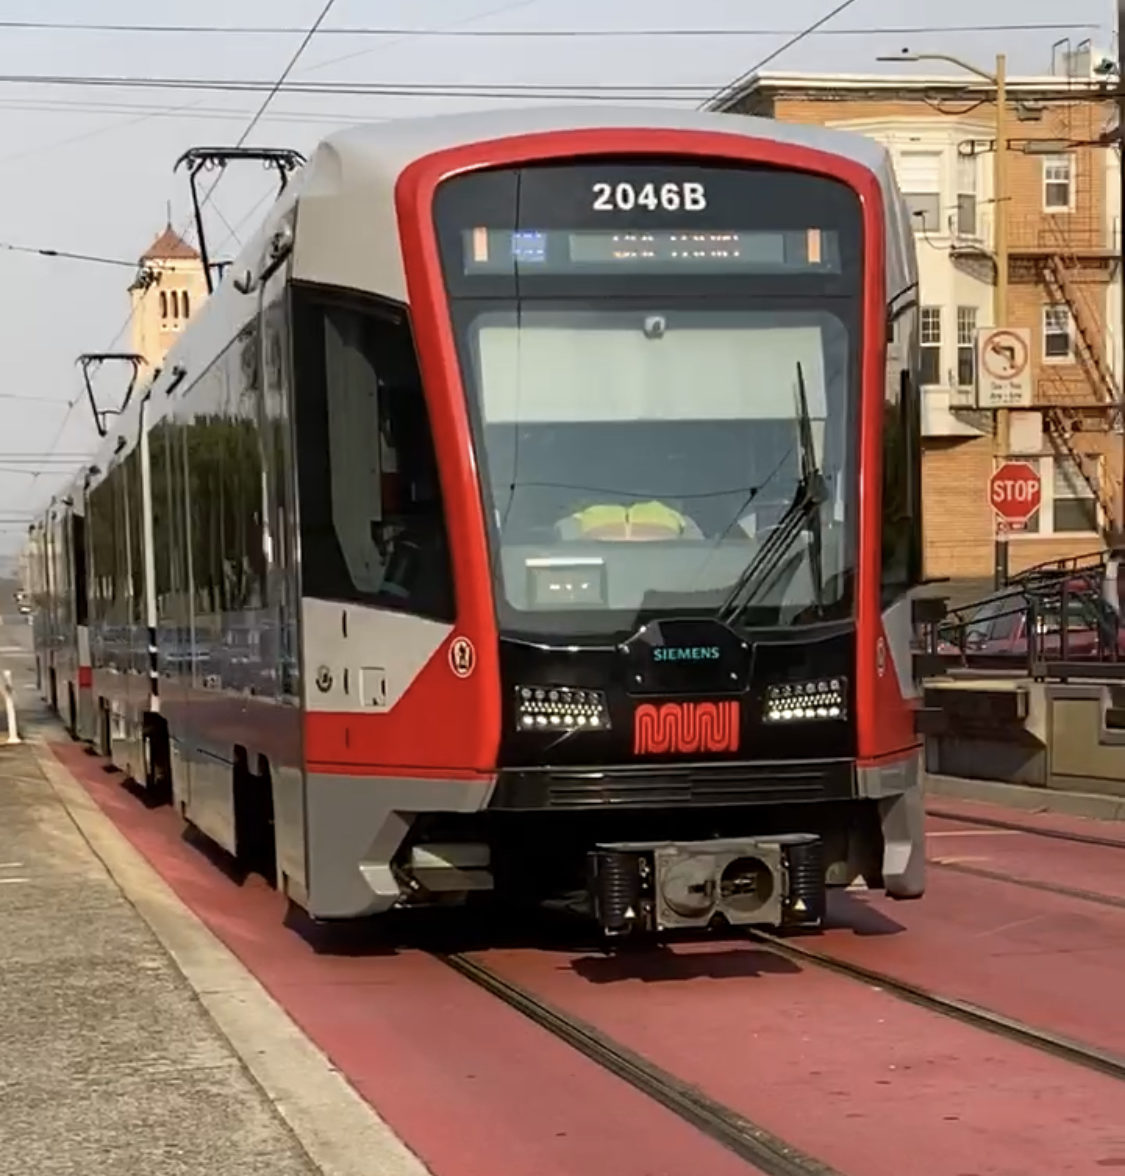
[
  {"xmin": 875, "ymin": 638, "xmax": 887, "ymax": 678},
  {"xmin": 315, "ymin": 664, "xmax": 333, "ymax": 693},
  {"xmin": 449, "ymin": 636, "xmax": 476, "ymax": 679}
]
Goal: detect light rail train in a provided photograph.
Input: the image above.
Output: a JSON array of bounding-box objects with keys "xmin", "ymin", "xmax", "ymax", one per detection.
[{"xmin": 28, "ymin": 106, "xmax": 934, "ymax": 937}]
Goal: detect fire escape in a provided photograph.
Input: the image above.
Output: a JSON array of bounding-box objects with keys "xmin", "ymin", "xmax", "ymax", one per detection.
[
  {"xmin": 1013, "ymin": 213, "xmax": 1121, "ymax": 534},
  {"xmin": 954, "ymin": 197, "xmax": 1121, "ymax": 539}
]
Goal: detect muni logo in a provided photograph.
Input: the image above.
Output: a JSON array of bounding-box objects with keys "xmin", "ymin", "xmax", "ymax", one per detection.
[{"xmin": 632, "ymin": 700, "xmax": 740, "ymax": 756}]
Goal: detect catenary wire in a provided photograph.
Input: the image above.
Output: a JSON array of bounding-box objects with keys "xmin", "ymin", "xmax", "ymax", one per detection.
[
  {"xmin": 700, "ymin": 0, "xmax": 861, "ymax": 110},
  {"xmin": 0, "ymin": 19, "xmax": 1101, "ymax": 36}
]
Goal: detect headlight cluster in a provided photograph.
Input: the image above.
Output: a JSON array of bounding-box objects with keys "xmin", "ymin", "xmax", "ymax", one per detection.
[
  {"xmin": 764, "ymin": 678, "xmax": 847, "ymax": 723},
  {"xmin": 516, "ymin": 685, "xmax": 610, "ymax": 731}
]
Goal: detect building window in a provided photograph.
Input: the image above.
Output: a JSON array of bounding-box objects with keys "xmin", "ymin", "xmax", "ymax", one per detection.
[
  {"xmin": 1043, "ymin": 155, "xmax": 1073, "ymax": 211},
  {"xmin": 896, "ymin": 151, "xmax": 942, "ymax": 233},
  {"xmin": 956, "ymin": 307, "xmax": 977, "ymax": 387},
  {"xmin": 159, "ymin": 290, "xmax": 168, "ymax": 320},
  {"xmin": 956, "ymin": 156, "xmax": 977, "ymax": 237},
  {"xmin": 1053, "ymin": 455, "xmax": 1098, "ymax": 533},
  {"xmin": 171, "ymin": 290, "xmax": 179, "ymax": 321},
  {"xmin": 182, "ymin": 291, "xmax": 190, "ymax": 319},
  {"xmin": 920, "ymin": 306, "xmax": 942, "ymax": 385},
  {"xmin": 1043, "ymin": 304, "xmax": 1072, "ymax": 360}
]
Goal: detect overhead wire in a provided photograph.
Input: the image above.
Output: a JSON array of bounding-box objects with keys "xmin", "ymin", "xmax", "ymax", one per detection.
[
  {"xmin": 0, "ymin": 241, "xmax": 139, "ymax": 268},
  {"xmin": 0, "ymin": 75, "xmax": 728, "ymax": 95},
  {"xmin": 0, "ymin": 19, "xmax": 1101, "ymax": 37},
  {"xmin": 295, "ymin": 0, "xmax": 545, "ymax": 79},
  {"xmin": 0, "ymin": 95, "xmax": 393, "ymax": 126},
  {"xmin": 7, "ymin": 75, "xmax": 1109, "ymax": 104},
  {"xmin": 191, "ymin": 0, "xmax": 337, "ymax": 277},
  {"xmin": 700, "ymin": 0, "xmax": 861, "ymax": 110}
]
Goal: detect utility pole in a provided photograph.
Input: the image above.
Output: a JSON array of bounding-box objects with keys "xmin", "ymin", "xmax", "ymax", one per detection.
[
  {"xmin": 1118, "ymin": 0, "xmax": 1125, "ymax": 548},
  {"xmin": 993, "ymin": 53, "xmax": 1010, "ymax": 588}
]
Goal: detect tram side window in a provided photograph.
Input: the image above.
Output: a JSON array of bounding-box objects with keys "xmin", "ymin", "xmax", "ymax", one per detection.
[
  {"xmin": 72, "ymin": 513, "xmax": 88, "ymax": 628},
  {"xmin": 293, "ymin": 288, "xmax": 455, "ymax": 621},
  {"xmin": 881, "ymin": 305, "xmax": 923, "ymax": 603},
  {"xmin": 148, "ymin": 422, "xmax": 174, "ymax": 615}
]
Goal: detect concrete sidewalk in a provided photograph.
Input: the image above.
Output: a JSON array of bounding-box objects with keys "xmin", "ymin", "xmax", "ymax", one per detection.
[{"xmin": 0, "ymin": 738, "xmax": 320, "ymax": 1175}]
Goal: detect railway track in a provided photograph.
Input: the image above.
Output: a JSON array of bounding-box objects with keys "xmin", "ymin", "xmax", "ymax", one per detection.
[
  {"xmin": 440, "ymin": 909, "xmax": 1125, "ymax": 1176},
  {"xmin": 747, "ymin": 930, "xmax": 1125, "ymax": 1083},
  {"xmin": 438, "ymin": 951, "xmax": 843, "ymax": 1176},
  {"xmin": 929, "ymin": 857, "xmax": 1125, "ymax": 912}
]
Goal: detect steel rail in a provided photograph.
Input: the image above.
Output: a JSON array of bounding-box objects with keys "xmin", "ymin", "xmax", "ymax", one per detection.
[
  {"xmin": 930, "ymin": 858, "xmax": 1125, "ymax": 912},
  {"xmin": 438, "ymin": 951, "xmax": 843, "ymax": 1176},
  {"xmin": 749, "ymin": 930, "xmax": 1125, "ymax": 1082}
]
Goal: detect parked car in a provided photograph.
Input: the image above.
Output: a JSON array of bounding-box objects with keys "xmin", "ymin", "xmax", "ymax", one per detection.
[{"xmin": 935, "ymin": 575, "xmax": 1125, "ymax": 667}]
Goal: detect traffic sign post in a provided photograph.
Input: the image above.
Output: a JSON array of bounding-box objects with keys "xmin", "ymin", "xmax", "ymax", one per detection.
[
  {"xmin": 990, "ymin": 460, "xmax": 1041, "ymax": 534},
  {"xmin": 977, "ymin": 327, "xmax": 1032, "ymax": 409}
]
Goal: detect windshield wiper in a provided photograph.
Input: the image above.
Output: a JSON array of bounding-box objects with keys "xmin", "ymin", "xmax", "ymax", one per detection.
[{"xmin": 717, "ymin": 361, "xmax": 827, "ymax": 626}]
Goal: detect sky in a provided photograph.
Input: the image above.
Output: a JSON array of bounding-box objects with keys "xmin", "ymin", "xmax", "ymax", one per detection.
[{"xmin": 0, "ymin": 0, "xmax": 1116, "ymax": 563}]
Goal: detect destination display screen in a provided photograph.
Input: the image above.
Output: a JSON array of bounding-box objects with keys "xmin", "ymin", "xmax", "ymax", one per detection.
[
  {"xmin": 433, "ymin": 159, "xmax": 863, "ymax": 294},
  {"xmin": 461, "ymin": 226, "xmax": 841, "ymax": 275}
]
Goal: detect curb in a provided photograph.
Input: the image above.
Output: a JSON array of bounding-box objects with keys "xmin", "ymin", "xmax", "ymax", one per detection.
[
  {"xmin": 34, "ymin": 741, "xmax": 432, "ymax": 1176},
  {"xmin": 925, "ymin": 771, "xmax": 1125, "ymax": 822}
]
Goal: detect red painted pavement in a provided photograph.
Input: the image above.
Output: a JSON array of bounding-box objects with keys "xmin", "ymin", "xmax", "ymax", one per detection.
[
  {"xmin": 474, "ymin": 939, "xmax": 1125, "ymax": 1176},
  {"xmin": 927, "ymin": 813, "xmax": 1125, "ymax": 903},
  {"xmin": 48, "ymin": 743, "xmax": 756, "ymax": 1176},
  {"xmin": 52, "ymin": 739, "xmax": 1125, "ymax": 1174}
]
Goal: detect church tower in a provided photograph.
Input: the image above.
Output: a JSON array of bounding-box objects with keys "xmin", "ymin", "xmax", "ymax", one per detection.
[{"xmin": 128, "ymin": 221, "xmax": 209, "ymax": 370}]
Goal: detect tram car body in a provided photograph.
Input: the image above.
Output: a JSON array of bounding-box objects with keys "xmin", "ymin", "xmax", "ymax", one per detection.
[
  {"xmin": 36, "ymin": 106, "xmax": 930, "ymax": 936},
  {"xmin": 28, "ymin": 474, "xmax": 93, "ymax": 741}
]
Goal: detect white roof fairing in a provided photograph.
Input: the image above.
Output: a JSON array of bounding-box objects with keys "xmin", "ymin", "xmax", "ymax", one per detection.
[
  {"xmin": 292, "ymin": 104, "xmax": 914, "ymax": 304},
  {"xmin": 84, "ymin": 104, "xmax": 915, "ymax": 488}
]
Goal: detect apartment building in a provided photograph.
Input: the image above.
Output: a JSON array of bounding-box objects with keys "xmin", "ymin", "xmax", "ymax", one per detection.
[{"xmin": 713, "ymin": 56, "xmax": 1123, "ymax": 590}]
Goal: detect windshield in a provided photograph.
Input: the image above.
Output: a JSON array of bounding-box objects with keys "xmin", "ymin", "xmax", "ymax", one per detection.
[{"xmin": 434, "ymin": 159, "xmax": 863, "ymax": 639}]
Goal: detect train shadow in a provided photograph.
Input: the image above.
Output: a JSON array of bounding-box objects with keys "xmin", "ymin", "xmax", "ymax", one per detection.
[
  {"xmin": 823, "ymin": 890, "xmax": 908, "ymax": 937},
  {"xmin": 179, "ymin": 821, "xmax": 253, "ymax": 886},
  {"xmin": 281, "ymin": 900, "xmax": 610, "ymax": 959},
  {"xmin": 570, "ymin": 943, "xmax": 801, "ymax": 983},
  {"xmin": 280, "ymin": 898, "xmax": 809, "ymax": 984}
]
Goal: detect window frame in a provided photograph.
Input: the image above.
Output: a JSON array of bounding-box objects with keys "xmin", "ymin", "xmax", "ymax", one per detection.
[
  {"xmin": 1042, "ymin": 154, "xmax": 1074, "ymax": 213},
  {"xmin": 955, "ymin": 155, "xmax": 977, "ymax": 238},
  {"xmin": 920, "ymin": 305, "xmax": 942, "ymax": 387},
  {"xmin": 1042, "ymin": 303, "xmax": 1073, "ymax": 363},
  {"xmin": 896, "ymin": 149, "xmax": 943, "ymax": 236},
  {"xmin": 289, "ymin": 281, "xmax": 456, "ymax": 623},
  {"xmin": 956, "ymin": 306, "xmax": 977, "ymax": 389}
]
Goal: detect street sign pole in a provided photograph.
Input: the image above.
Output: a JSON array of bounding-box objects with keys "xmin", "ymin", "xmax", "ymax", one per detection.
[
  {"xmin": 978, "ymin": 328, "xmax": 1033, "ymax": 575},
  {"xmin": 1118, "ymin": 0, "xmax": 1125, "ymax": 546},
  {"xmin": 993, "ymin": 53, "xmax": 1010, "ymax": 589}
]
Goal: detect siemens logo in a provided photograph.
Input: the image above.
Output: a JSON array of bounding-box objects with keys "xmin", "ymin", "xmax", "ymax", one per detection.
[{"xmin": 652, "ymin": 646, "xmax": 722, "ymax": 663}]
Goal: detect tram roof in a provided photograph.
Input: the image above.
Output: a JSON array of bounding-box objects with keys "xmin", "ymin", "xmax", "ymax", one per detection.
[{"xmin": 313, "ymin": 104, "xmax": 894, "ymax": 176}]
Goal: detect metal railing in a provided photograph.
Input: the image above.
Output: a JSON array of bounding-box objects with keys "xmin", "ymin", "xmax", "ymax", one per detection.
[
  {"xmin": 1007, "ymin": 215, "xmax": 1113, "ymax": 254},
  {"xmin": 916, "ymin": 560, "xmax": 1125, "ymax": 681}
]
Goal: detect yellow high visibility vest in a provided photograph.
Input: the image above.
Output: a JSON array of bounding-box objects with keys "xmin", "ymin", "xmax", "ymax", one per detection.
[{"xmin": 567, "ymin": 501, "xmax": 687, "ymax": 539}]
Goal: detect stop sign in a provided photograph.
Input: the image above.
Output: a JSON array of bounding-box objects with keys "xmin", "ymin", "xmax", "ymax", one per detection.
[{"xmin": 989, "ymin": 461, "xmax": 1041, "ymax": 526}]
